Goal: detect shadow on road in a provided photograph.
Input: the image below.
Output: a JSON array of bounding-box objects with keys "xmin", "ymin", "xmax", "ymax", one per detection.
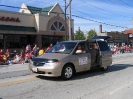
[
  {"xmin": 72, "ymin": 64, "xmax": 133, "ymax": 80},
  {"xmin": 36, "ymin": 64, "xmax": 133, "ymax": 81}
]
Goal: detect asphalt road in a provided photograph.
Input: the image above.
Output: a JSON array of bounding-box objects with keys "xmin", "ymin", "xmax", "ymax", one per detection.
[{"xmin": 0, "ymin": 53, "xmax": 133, "ymax": 99}]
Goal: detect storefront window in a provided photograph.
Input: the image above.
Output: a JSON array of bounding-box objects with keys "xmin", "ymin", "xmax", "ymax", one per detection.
[
  {"xmin": 0, "ymin": 34, "xmax": 3, "ymax": 49},
  {"xmin": 0, "ymin": 39, "xmax": 3, "ymax": 49},
  {"xmin": 5, "ymin": 34, "xmax": 36, "ymax": 48},
  {"xmin": 20, "ymin": 35, "xmax": 27, "ymax": 48},
  {"xmin": 14, "ymin": 35, "xmax": 20, "ymax": 48},
  {"xmin": 42, "ymin": 36, "xmax": 49, "ymax": 47},
  {"xmin": 6, "ymin": 35, "xmax": 14, "ymax": 48},
  {"xmin": 42, "ymin": 36, "xmax": 63, "ymax": 47},
  {"xmin": 30, "ymin": 36, "xmax": 36, "ymax": 45}
]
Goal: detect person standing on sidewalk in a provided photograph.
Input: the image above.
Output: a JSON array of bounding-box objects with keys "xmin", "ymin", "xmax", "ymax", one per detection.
[
  {"xmin": 45, "ymin": 43, "xmax": 53, "ymax": 52},
  {"xmin": 26, "ymin": 44, "xmax": 31, "ymax": 53},
  {"xmin": 32, "ymin": 44, "xmax": 38, "ymax": 57},
  {"xmin": 0, "ymin": 49, "xmax": 4, "ymax": 64},
  {"xmin": 38, "ymin": 47, "xmax": 44, "ymax": 55}
]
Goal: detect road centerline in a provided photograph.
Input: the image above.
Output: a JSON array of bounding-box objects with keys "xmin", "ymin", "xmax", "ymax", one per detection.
[{"xmin": 0, "ymin": 77, "xmax": 39, "ymax": 87}]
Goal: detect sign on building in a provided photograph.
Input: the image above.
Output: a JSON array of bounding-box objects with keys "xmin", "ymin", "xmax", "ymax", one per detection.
[{"xmin": 129, "ymin": 34, "xmax": 133, "ymax": 37}]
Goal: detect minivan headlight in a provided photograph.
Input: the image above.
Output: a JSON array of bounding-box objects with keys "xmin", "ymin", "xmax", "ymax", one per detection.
[{"xmin": 44, "ymin": 61, "xmax": 61, "ymax": 66}]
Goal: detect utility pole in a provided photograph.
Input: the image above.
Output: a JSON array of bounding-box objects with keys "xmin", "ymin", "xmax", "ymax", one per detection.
[
  {"xmin": 64, "ymin": 0, "xmax": 67, "ymax": 41},
  {"xmin": 64, "ymin": 0, "xmax": 72, "ymax": 41},
  {"xmin": 132, "ymin": 17, "xmax": 133, "ymax": 28},
  {"xmin": 132, "ymin": 17, "xmax": 133, "ymax": 34},
  {"xmin": 68, "ymin": 0, "xmax": 72, "ymax": 41}
]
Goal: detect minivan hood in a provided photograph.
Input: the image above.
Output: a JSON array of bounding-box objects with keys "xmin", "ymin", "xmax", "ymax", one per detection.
[{"xmin": 37, "ymin": 53, "xmax": 69, "ymax": 60}]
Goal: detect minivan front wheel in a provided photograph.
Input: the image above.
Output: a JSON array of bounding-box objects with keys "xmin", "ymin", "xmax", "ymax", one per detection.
[
  {"xmin": 100, "ymin": 66, "xmax": 108, "ymax": 71},
  {"xmin": 61, "ymin": 64, "xmax": 74, "ymax": 80}
]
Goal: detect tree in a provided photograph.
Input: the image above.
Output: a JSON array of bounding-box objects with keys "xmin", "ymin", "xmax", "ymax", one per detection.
[
  {"xmin": 62, "ymin": 36, "xmax": 69, "ymax": 41},
  {"xmin": 74, "ymin": 27, "xmax": 86, "ymax": 40},
  {"xmin": 87, "ymin": 29, "xmax": 97, "ymax": 39}
]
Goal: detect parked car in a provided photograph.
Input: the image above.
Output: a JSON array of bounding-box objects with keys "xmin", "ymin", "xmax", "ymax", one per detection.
[{"xmin": 29, "ymin": 36, "xmax": 112, "ymax": 80}]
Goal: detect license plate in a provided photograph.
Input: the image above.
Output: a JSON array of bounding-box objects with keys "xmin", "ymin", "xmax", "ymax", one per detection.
[{"xmin": 32, "ymin": 68, "xmax": 38, "ymax": 72}]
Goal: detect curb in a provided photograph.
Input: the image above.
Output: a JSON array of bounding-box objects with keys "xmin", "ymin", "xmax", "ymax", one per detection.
[
  {"xmin": 0, "ymin": 63, "xmax": 29, "ymax": 67},
  {"xmin": 112, "ymin": 58, "xmax": 133, "ymax": 64}
]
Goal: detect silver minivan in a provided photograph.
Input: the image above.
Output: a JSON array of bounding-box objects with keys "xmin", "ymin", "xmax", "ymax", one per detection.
[{"xmin": 29, "ymin": 36, "xmax": 112, "ymax": 80}]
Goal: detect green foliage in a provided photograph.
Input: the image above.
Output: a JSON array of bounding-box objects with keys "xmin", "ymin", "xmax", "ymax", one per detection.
[
  {"xmin": 74, "ymin": 29, "xmax": 86, "ymax": 40},
  {"xmin": 63, "ymin": 36, "xmax": 69, "ymax": 41},
  {"xmin": 87, "ymin": 29, "xmax": 97, "ymax": 39}
]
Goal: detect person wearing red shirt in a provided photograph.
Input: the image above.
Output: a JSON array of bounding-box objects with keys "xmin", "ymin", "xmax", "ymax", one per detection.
[
  {"xmin": 0, "ymin": 49, "xmax": 4, "ymax": 55},
  {"xmin": 5, "ymin": 49, "xmax": 10, "ymax": 59},
  {"xmin": 46, "ymin": 44, "xmax": 53, "ymax": 52},
  {"xmin": 0, "ymin": 49, "xmax": 4, "ymax": 63},
  {"xmin": 125, "ymin": 45, "xmax": 129, "ymax": 53},
  {"xmin": 5, "ymin": 49, "xmax": 10, "ymax": 55},
  {"xmin": 20, "ymin": 51, "xmax": 25, "ymax": 60},
  {"xmin": 93, "ymin": 43, "xmax": 98, "ymax": 50}
]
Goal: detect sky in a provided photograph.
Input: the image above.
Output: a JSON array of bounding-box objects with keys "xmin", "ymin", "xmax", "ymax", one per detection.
[{"xmin": 0, "ymin": 0, "xmax": 133, "ymax": 33}]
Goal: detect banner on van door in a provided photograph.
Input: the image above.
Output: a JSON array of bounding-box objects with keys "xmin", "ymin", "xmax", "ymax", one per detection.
[{"xmin": 79, "ymin": 57, "xmax": 88, "ymax": 65}]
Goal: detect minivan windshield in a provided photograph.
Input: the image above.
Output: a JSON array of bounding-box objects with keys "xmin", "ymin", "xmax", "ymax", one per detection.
[{"xmin": 46, "ymin": 42, "xmax": 77, "ymax": 54}]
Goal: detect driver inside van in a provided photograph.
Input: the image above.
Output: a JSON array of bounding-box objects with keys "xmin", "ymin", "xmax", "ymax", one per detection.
[{"xmin": 76, "ymin": 45, "xmax": 86, "ymax": 53}]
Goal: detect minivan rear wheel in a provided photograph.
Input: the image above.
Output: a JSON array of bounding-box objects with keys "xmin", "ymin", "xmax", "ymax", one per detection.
[{"xmin": 61, "ymin": 64, "xmax": 74, "ymax": 80}]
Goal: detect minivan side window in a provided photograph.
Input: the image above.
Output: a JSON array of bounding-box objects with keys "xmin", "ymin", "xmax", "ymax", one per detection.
[
  {"xmin": 75, "ymin": 42, "xmax": 89, "ymax": 53},
  {"xmin": 97, "ymin": 41, "xmax": 110, "ymax": 51}
]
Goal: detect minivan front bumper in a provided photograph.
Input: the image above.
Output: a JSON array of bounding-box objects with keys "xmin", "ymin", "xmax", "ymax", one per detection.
[{"xmin": 29, "ymin": 63, "xmax": 62, "ymax": 77}]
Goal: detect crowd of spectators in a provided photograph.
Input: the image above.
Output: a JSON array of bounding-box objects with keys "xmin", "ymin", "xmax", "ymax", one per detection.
[
  {"xmin": 1, "ymin": 43, "xmax": 132, "ymax": 65},
  {"xmin": 0, "ymin": 44, "xmax": 50, "ymax": 65},
  {"xmin": 109, "ymin": 44, "xmax": 133, "ymax": 55}
]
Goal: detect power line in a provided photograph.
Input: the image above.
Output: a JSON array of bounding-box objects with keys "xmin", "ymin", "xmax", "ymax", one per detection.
[
  {"xmin": 71, "ymin": 7, "xmax": 128, "ymax": 28},
  {"xmin": 118, "ymin": 0, "xmax": 133, "ymax": 12},
  {"xmin": 107, "ymin": 0, "xmax": 133, "ymax": 12},
  {"xmin": 27, "ymin": 0, "xmax": 51, "ymax": 5},
  {"xmin": 72, "ymin": 14, "xmax": 128, "ymax": 29},
  {"xmin": 66, "ymin": 0, "xmax": 72, "ymax": 10},
  {"xmin": 121, "ymin": 0, "xmax": 133, "ymax": 9},
  {"xmin": 80, "ymin": 0, "xmax": 131, "ymax": 18},
  {"xmin": 0, "ymin": 4, "xmax": 129, "ymax": 29}
]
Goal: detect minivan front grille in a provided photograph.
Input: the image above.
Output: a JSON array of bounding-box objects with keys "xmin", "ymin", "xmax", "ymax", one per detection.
[
  {"xmin": 37, "ymin": 71, "xmax": 45, "ymax": 74},
  {"xmin": 33, "ymin": 62, "xmax": 45, "ymax": 66}
]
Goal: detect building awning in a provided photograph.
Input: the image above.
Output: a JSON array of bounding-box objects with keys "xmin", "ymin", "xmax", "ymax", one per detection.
[{"xmin": 0, "ymin": 25, "xmax": 37, "ymax": 32}]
